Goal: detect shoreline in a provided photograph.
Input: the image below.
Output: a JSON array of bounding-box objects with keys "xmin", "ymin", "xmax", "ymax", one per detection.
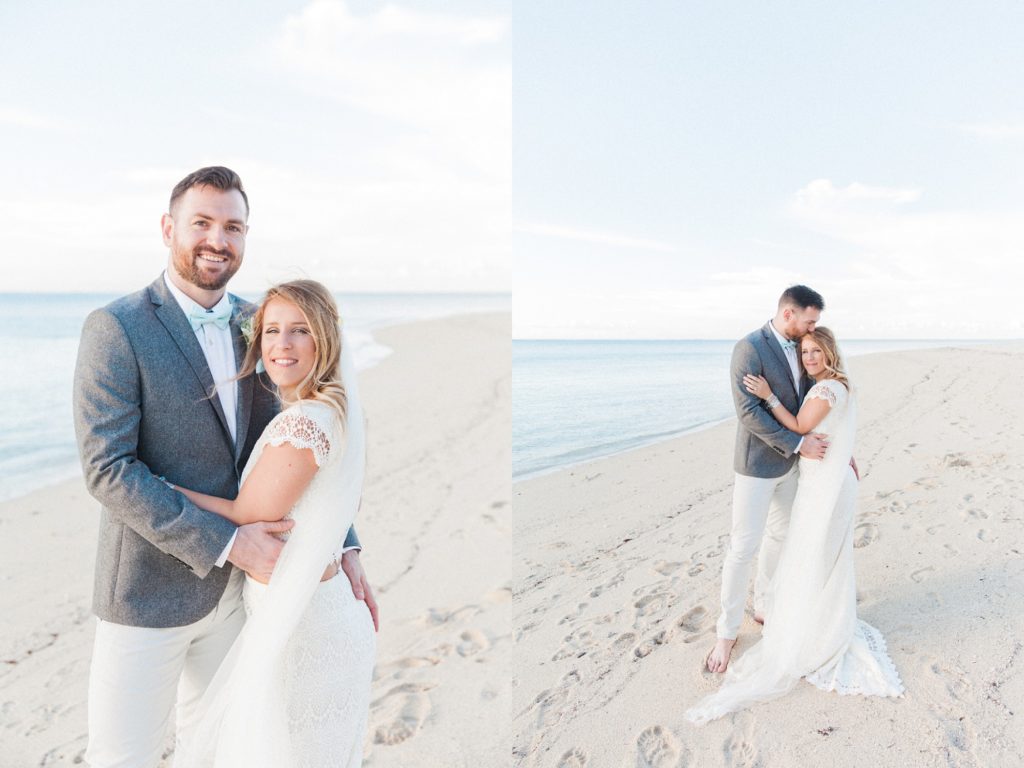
[
  {"xmin": 0, "ymin": 310, "xmax": 500, "ymax": 506},
  {"xmin": 513, "ymin": 339, "xmax": 1015, "ymax": 482},
  {"xmin": 512, "ymin": 341, "xmax": 1024, "ymax": 767}
]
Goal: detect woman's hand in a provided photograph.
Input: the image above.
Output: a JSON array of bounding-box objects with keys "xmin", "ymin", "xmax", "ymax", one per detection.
[{"xmin": 743, "ymin": 374, "xmax": 773, "ymax": 400}]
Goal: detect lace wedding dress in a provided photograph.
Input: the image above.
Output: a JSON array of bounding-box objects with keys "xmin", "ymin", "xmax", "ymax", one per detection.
[
  {"xmin": 686, "ymin": 379, "xmax": 903, "ymax": 724},
  {"xmin": 177, "ymin": 345, "xmax": 375, "ymax": 766}
]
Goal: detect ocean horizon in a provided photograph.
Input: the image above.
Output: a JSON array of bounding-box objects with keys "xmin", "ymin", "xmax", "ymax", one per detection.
[
  {"xmin": 513, "ymin": 337, "xmax": 1004, "ymax": 481},
  {"xmin": 0, "ymin": 291, "xmax": 509, "ymax": 503}
]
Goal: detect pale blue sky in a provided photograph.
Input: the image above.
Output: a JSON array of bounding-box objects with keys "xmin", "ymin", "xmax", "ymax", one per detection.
[
  {"xmin": 0, "ymin": 0, "xmax": 509, "ymax": 293},
  {"xmin": 513, "ymin": 2, "xmax": 1024, "ymax": 339}
]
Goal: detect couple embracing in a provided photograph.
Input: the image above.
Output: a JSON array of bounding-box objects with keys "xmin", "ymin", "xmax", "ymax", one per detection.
[
  {"xmin": 74, "ymin": 167, "xmax": 377, "ymax": 766},
  {"xmin": 686, "ymin": 286, "xmax": 905, "ymax": 723}
]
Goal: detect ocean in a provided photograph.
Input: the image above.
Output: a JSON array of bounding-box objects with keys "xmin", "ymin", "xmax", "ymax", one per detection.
[
  {"xmin": 0, "ymin": 291, "xmax": 509, "ymax": 502},
  {"xmin": 512, "ymin": 338, "xmax": 984, "ymax": 481}
]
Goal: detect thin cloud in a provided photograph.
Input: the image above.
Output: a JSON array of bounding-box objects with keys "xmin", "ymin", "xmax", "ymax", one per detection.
[
  {"xmin": 960, "ymin": 121, "xmax": 1024, "ymax": 140},
  {"xmin": 0, "ymin": 106, "xmax": 77, "ymax": 132},
  {"xmin": 516, "ymin": 221, "xmax": 676, "ymax": 253},
  {"xmin": 793, "ymin": 179, "xmax": 921, "ymax": 209}
]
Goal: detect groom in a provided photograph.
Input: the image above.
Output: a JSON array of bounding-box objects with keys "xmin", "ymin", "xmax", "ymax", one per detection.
[
  {"xmin": 706, "ymin": 285, "xmax": 828, "ymax": 673},
  {"xmin": 74, "ymin": 166, "xmax": 377, "ymax": 766}
]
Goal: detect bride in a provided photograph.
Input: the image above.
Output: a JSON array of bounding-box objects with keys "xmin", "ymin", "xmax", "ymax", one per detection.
[
  {"xmin": 686, "ymin": 327, "xmax": 903, "ymax": 724},
  {"xmin": 170, "ymin": 280, "xmax": 376, "ymax": 765}
]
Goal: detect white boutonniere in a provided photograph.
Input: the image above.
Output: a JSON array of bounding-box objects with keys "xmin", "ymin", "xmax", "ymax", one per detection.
[
  {"xmin": 238, "ymin": 314, "xmax": 266, "ymax": 374},
  {"xmin": 240, "ymin": 315, "xmax": 255, "ymax": 345}
]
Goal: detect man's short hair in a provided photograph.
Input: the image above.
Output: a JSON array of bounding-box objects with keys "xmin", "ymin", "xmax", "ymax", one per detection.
[
  {"xmin": 778, "ymin": 284, "xmax": 825, "ymax": 312},
  {"xmin": 169, "ymin": 166, "xmax": 249, "ymax": 217}
]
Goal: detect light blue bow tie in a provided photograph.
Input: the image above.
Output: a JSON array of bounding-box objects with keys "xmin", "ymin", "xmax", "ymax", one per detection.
[
  {"xmin": 187, "ymin": 304, "xmax": 232, "ymax": 332},
  {"xmin": 780, "ymin": 338, "xmax": 797, "ymax": 352}
]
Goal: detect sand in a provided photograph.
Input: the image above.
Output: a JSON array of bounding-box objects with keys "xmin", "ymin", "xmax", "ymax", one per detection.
[
  {"xmin": 512, "ymin": 343, "xmax": 1024, "ymax": 768},
  {"xmin": 0, "ymin": 312, "xmax": 511, "ymax": 767}
]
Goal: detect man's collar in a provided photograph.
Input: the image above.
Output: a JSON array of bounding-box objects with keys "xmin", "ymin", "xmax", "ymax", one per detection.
[
  {"xmin": 163, "ymin": 270, "xmax": 231, "ymax": 317},
  {"xmin": 768, "ymin": 319, "xmax": 790, "ymax": 346}
]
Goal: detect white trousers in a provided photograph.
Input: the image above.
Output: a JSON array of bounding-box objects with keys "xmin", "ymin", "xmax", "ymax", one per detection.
[
  {"xmin": 85, "ymin": 570, "xmax": 245, "ymax": 768},
  {"xmin": 715, "ymin": 465, "xmax": 799, "ymax": 640}
]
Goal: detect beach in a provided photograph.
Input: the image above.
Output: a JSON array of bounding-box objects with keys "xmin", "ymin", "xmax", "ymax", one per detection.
[
  {"xmin": 0, "ymin": 312, "xmax": 511, "ymax": 767},
  {"xmin": 512, "ymin": 342, "xmax": 1024, "ymax": 768}
]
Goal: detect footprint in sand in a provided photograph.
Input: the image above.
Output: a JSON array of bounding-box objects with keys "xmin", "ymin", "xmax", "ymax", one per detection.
[
  {"xmin": 926, "ymin": 524, "xmax": 945, "ymax": 535},
  {"xmin": 853, "ymin": 523, "xmax": 878, "ymax": 549},
  {"xmin": 943, "ymin": 453, "xmax": 971, "ymax": 468},
  {"xmin": 965, "ymin": 508, "xmax": 989, "ymax": 520},
  {"xmin": 978, "ymin": 529, "xmax": 996, "ymax": 543},
  {"xmin": 636, "ymin": 725, "xmax": 682, "ymax": 768},
  {"xmin": 559, "ymin": 603, "xmax": 590, "ymax": 626},
  {"xmin": 552, "ymin": 628, "xmax": 598, "ymax": 661},
  {"xmin": 590, "ymin": 572, "xmax": 625, "ymax": 598},
  {"xmin": 633, "ymin": 629, "xmax": 674, "ymax": 659},
  {"xmin": 456, "ymin": 629, "xmax": 490, "ymax": 657},
  {"xmin": 724, "ymin": 735, "xmax": 761, "ymax": 768},
  {"xmin": 375, "ymin": 655, "xmax": 440, "ymax": 681},
  {"xmin": 911, "ymin": 566, "xmax": 935, "ymax": 583},
  {"xmin": 557, "ymin": 747, "xmax": 590, "ymax": 767},
  {"xmin": 613, "ymin": 632, "xmax": 638, "ymax": 651},
  {"xmin": 634, "ymin": 592, "xmax": 671, "ymax": 618},
  {"xmin": 530, "ymin": 686, "xmax": 569, "ymax": 728},
  {"xmin": 371, "ymin": 682, "xmax": 434, "ymax": 745},
  {"xmin": 687, "ymin": 563, "xmax": 706, "ymax": 577},
  {"xmin": 675, "ymin": 605, "xmax": 709, "ymax": 634},
  {"xmin": 653, "ymin": 560, "xmax": 683, "ymax": 576}
]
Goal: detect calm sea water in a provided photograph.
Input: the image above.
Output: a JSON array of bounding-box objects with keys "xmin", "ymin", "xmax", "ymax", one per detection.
[
  {"xmin": 0, "ymin": 291, "xmax": 509, "ymax": 502},
  {"xmin": 512, "ymin": 338, "xmax": 983, "ymax": 480}
]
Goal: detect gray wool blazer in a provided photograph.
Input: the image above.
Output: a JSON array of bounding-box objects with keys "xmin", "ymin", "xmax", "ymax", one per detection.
[
  {"xmin": 74, "ymin": 275, "xmax": 359, "ymax": 628},
  {"xmin": 730, "ymin": 322, "xmax": 815, "ymax": 479}
]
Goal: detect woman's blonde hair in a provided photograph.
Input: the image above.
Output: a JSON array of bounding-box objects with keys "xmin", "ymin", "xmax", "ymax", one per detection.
[
  {"xmin": 799, "ymin": 326, "xmax": 849, "ymax": 389},
  {"xmin": 239, "ymin": 280, "xmax": 348, "ymax": 422}
]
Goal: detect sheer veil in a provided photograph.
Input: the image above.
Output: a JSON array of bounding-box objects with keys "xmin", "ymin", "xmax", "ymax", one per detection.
[{"xmin": 176, "ymin": 332, "xmax": 366, "ymax": 767}]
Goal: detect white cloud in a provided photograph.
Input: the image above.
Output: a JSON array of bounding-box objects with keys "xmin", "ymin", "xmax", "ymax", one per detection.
[
  {"xmin": 274, "ymin": 0, "xmax": 509, "ymax": 179},
  {"xmin": 793, "ymin": 179, "xmax": 921, "ymax": 209},
  {"xmin": 515, "ymin": 221, "xmax": 676, "ymax": 253}
]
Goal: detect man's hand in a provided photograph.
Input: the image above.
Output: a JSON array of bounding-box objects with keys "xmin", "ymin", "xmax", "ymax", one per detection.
[
  {"xmin": 850, "ymin": 456, "xmax": 860, "ymax": 481},
  {"xmin": 227, "ymin": 519, "xmax": 294, "ymax": 582},
  {"xmin": 799, "ymin": 433, "xmax": 829, "ymax": 460},
  {"xmin": 341, "ymin": 550, "xmax": 379, "ymax": 632}
]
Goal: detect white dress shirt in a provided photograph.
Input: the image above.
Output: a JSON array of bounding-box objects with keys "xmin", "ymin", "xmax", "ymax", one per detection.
[
  {"xmin": 768, "ymin": 319, "xmax": 801, "ymax": 392},
  {"xmin": 164, "ymin": 272, "xmax": 239, "ymax": 566},
  {"xmin": 768, "ymin": 319, "xmax": 804, "ymax": 453}
]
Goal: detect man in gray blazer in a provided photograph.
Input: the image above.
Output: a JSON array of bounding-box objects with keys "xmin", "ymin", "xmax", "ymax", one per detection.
[
  {"xmin": 74, "ymin": 166, "xmax": 376, "ymax": 766},
  {"xmin": 706, "ymin": 285, "xmax": 828, "ymax": 673}
]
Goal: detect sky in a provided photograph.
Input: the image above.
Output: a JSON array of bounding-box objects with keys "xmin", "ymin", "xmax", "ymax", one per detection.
[
  {"xmin": 513, "ymin": 1, "xmax": 1024, "ymax": 339},
  {"xmin": 0, "ymin": 0, "xmax": 509, "ymax": 294}
]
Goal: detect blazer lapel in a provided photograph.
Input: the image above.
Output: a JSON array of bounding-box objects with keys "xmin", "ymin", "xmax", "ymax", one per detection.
[
  {"xmin": 148, "ymin": 277, "xmax": 234, "ymax": 446},
  {"xmin": 230, "ymin": 302, "xmax": 253, "ymax": 460},
  {"xmin": 761, "ymin": 322, "xmax": 799, "ymax": 399}
]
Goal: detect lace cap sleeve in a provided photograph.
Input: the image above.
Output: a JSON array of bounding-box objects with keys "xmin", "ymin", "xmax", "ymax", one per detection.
[
  {"xmin": 806, "ymin": 379, "xmax": 846, "ymax": 408},
  {"xmin": 264, "ymin": 404, "xmax": 335, "ymax": 467}
]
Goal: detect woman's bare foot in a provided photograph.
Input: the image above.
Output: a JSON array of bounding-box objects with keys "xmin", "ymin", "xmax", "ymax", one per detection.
[{"xmin": 705, "ymin": 637, "xmax": 736, "ymax": 673}]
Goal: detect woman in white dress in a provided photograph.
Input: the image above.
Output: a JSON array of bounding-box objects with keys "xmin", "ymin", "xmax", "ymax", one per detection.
[
  {"xmin": 686, "ymin": 327, "xmax": 903, "ymax": 724},
  {"xmin": 171, "ymin": 280, "xmax": 376, "ymax": 766}
]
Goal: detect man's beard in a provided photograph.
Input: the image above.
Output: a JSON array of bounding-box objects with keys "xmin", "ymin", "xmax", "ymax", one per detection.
[{"xmin": 171, "ymin": 243, "xmax": 241, "ymax": 290}]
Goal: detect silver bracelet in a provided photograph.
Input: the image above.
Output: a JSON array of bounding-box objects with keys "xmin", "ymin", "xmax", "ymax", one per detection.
[{"xmin": 765, "ymin": 394, "xmax": 781, "ymax": 409}]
